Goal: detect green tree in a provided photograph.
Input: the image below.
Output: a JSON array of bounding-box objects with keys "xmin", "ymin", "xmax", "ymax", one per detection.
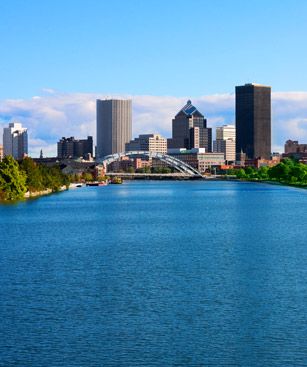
[
  {"xmin": 236, "ymin": 168, "xmax": 247, "ymax": 179},
  {"xmin": 0, "ymin": 156, "xmax": 27, "ymax": 201},
  {"xmin": 39, "ymin": 164, "xmax": 70, "ymax": 191},
  {"xmin": 82, "ymin": 172, "xmax": 94, "ymax": 182},
  {"xmin": 258, "ymin": 166, "xmax": 269, "ymax": 180},
  {"xmin": 19, "ymin": 157, "xmax": 44, "ymax": 192}
]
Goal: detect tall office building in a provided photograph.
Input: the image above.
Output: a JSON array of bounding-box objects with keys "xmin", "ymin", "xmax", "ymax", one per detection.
[
  {"xmin": 235, "ymin": 83, "xmax": 271, "ymax": 160},
  {"xmin": 3, "ymin": 122, "xmax": 28, "ymax": 159},
  {"xmin": 168, "ymin": 100, "xmax": 212, "ymax": 152},
  {"xmin": 96, "ymin": 99, "xmax": 132, "ymax": 158},
  {"xmin": 213, "ymin": 124, "xmax": 236, "ymax": 162}
]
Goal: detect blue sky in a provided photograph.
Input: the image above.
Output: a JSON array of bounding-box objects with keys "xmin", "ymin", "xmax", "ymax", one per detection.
[
  {"xmin": 1, "ymin": 0, "xmax": 307, "ymax": 156},
  {"xmin": 1, "ymin": 0, "xmax": 307, "ymax": 98}
]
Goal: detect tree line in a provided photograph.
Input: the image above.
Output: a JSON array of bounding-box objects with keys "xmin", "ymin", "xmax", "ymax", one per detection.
[
  {"xmin": 227, "ymin": 158, "xmax": 307, "ymax": 186},
  {"xmin": 0, "ymin": 156, "xmax": 70, "ymax": 201}
]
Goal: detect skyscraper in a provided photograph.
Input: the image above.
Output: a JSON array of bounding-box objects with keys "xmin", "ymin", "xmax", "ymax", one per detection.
[
  {"xmin": 96, "ymin": 99, "xmax": 132, "ymax": 158},
  {"xmin": 213, "ymin": 124, "xmax": 236, "ymax": 162},
  {"xmin": 3, "ymin": 122, "xmax": 28, "ymax": 159},
  {"xmin": 168, "ymin": 100, "xmax": 212, "ymax": 152},
  {"xmin": 235, "ymin": 83, "xmax": 271, "ymax": 160}
]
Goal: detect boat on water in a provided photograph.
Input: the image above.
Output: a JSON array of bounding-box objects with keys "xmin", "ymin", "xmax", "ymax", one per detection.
[
  {"xmin": 86, "ymin": 181, "xmax": 108, "ymax": 187},
  {"xmin": 69, "ymin": 183, "xmax": 85, "ymax": 189}
]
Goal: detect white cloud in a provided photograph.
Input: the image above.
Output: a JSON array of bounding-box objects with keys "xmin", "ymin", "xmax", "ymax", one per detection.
[{"xmin": 0, "ymin": 90, "xmax": 307, "ymax": 157}]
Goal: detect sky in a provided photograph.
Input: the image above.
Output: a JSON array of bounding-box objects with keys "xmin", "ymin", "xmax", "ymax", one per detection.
[{"xmin": 1, "ymin": 0, "xmax": 307, "ymax": 156}]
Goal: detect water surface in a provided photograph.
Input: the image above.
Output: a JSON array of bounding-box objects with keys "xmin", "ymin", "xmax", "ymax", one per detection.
[{"xmin": 1, "ymin": 181, "xmax": 307, "ymax": 366}]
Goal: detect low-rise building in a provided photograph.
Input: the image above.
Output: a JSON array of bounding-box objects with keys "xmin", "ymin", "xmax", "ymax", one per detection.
[
  {"xmin": 282, "ymin": 152, "xmax": 307, "ymax": 164},
  {"xmin": 285, "ymin": 140, "xmax": 307, "ymax": 154},
  {"xmin": 108, "ymin": 156, "xmax": 151, "ymax": 172},
  {"xmin": 168, "ymin": 148, "xmax": 225, "ymax": 173},
  {"xmin": 244, "ymin": 156, "xmax": 280, "ymax": 168},
  {"xmin": 0, "ymin": 145, "xmax": 3, "ymax": 161}
]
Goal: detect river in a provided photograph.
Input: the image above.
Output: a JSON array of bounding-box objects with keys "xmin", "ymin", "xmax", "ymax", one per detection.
[{"xmin": 1, "ymin": 181, "xmax": 307, "ymax": 366}]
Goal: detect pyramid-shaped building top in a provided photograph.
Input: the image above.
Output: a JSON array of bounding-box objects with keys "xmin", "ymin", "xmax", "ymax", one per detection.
[{"xmin": 175, "ymin": 100, "xmax": 204, "ymax": 118}]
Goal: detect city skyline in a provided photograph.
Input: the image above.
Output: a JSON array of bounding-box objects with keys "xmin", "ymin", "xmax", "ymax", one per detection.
[{"xmin": 1, "ymin": 88, "xmax": 307, "ymax": 157}]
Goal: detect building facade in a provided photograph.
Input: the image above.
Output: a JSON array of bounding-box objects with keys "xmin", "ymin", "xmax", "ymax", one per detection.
[
  {"xmin": 213, "ymin": 124, "xmax": 236, "ymax": 162},
  {"xmin": 57, "ymin": 136, "xmax": 93, "ymax": 159},
  {"xmin": 284, "ymin": 140, "xmax": 307, "ymax": 154},
  {"xmin": 96, "ymin": 99, "xmax": 132, "ymax": 158},
  {"xmin": 0, "ymin": 145, "xmax": 3, "ymax": 161},
  {"xmin": 168, "ymin": 100, "xmax": 212, "ymax": 152},
  {"xmin": 125, "ymin": 134, "xmax": 167, "ymax": 153},
  {"xmin": 3, "ymin": 122, "xmax": 28, "ymax": 159},
  {"xmin": 168, "ymin": 148, "xmax": 224, "ymax": 173},
  {"xmin": 235, "ymin": 83, "xmax": 271, "ymax": 160}
]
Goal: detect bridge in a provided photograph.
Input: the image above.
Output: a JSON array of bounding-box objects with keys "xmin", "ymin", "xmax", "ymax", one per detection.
[{"xmin": 97, "ymin": 151, "xmax": 203, "ymax": 177}]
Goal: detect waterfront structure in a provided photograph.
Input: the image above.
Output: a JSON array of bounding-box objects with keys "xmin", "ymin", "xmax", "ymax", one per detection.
[
  {"xmin": 213, "ymin": 124, "xmax": 236, "ymax": 162},
  {"xmin": 0, "ymin": 145, "xmax": 3, "ymax": 161},
  {"xmin": 3, "ymin": 122, "xmax": 28, "ymax": 159},
  {"xmin": 284, "ymin": 140, "xmax": 307, "ymax": 154},
  {"xmin": 96, "ymin": 99, "xmax": 132, "ymax": 158},
  {"xmin": 235, "ymin": 83, "xmax": 271, "ymax": 160},
  {"xmin": 168, "ymin": 100, "xmax": 212, "ymax": 152},
  {"xmin": 57, "ymin": 136, "xmax": 93, "ymax": 159},
  {"xmin": 126, "ymin": 134, "xmax": 167, "ymax": 153},
  {"xmin": 168, "ymin": 148, "xmax": 225, "ymax": 173}
]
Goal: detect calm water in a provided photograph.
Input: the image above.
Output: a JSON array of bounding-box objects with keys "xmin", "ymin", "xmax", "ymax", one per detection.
[{"xmin": 1, "ymin": 181, "xmax": 307, "ymax": 367}]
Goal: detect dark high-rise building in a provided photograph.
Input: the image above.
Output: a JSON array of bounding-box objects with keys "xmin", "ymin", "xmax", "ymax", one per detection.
[
  {"xmin": 235, "ymin": 83, "xmax": 271, "ymax": 160},
  {"xmin": 96, "ymin": 99, "xmax": 132, "ymax": 158},
  {"xmin": 57, "ymin": 136, "xmax": 93, "ymax": 159},
  {"xmin": 168, "ymin": 100, "xmax": 212, "ymax": 152}
]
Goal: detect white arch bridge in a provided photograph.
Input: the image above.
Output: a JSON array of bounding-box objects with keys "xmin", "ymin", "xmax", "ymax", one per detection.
[{"xmin": 97, "ymin": 151, "xmax": 202, "ymax": 177}]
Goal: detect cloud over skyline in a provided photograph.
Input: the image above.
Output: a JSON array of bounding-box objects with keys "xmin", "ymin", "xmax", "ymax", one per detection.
[{"xmin": 0, "ymin": 90, "xmax": 307, "ymax": 157}]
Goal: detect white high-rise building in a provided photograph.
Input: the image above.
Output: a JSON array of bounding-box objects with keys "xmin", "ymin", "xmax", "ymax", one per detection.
[
  {"xmin": 96, "ymin": 99, "xmax": 132, "ymax": 158},
  {"xmin": 213, "ymin": 124, "xmax": 236, "ymax": 163},
  {"xmin": 216, "ymin": 124, "xmax": 236, "ymax": 140},
  {"xmin": 3, "ymin": 122, "xmax": 28, "ymax": 159}
]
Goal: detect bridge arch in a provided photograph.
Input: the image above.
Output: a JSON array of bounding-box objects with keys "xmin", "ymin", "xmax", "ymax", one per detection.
[{"xmin": 97, "ymin": 151, "xmax": 202, "ymax": 177}]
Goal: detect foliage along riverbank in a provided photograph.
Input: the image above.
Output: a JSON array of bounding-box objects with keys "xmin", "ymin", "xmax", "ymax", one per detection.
[
  {"xmin": 227, "ymin": 158, "xmax": 307, "ymax": 188},
  {"xmin": 0, "ymin": 156, "xmax": 70, "ymax": 201}
]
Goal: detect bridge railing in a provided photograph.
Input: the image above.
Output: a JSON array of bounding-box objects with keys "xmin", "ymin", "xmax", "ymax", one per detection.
[{"xmin": 97, "ymin": 151, "xmax": 203, "ymax": 177}]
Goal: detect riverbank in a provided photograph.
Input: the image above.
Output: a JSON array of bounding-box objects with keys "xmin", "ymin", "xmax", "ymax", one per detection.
[{"xmin": 24, "ymin": 185, "xmax": 67, "ymax": 199}]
